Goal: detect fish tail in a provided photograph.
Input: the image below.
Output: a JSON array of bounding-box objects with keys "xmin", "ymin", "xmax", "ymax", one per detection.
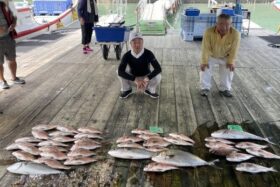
[
  {"xmin": 208, "ymin": 159, "xmax": 219, "ymax": 166},
  {"xmin": 271, "ymin": 167, "xmax": 278, "ymax": 172},
  {"xmin": 264, "ymin": 138, "xmax": 277, "ymax": 145}
]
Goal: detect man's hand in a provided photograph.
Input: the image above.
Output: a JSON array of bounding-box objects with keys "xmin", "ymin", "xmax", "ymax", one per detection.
[
  {"xmin": 200, "ymin": 64, "xmax": 209, "ymax": 71},
  {"xmin": 134, "ymin": 79, "xmax": 148, "ymax": 92},
  {"xmin": 79, "ymin": 18, "xmax": 85, "ymax": 25},
  {"xmin": 226, "ymin": 63, "xmax": 235, "ymax": 72}
]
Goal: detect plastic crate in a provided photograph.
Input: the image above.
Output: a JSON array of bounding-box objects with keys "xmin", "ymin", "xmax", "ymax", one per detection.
[
  {"xmin": 219, "ymin": 8, "xmax": 235, "ymax": 16},
  {"xmin": 33, "ymin": 0, "xmax": 72, "ymax": 15},
  {"xmin": 94, "ymin": 27, "xmax": 129, "ymax": 42},
  {"xmin": 184, "ymin": 8, "xmax": 200, "ymax": 16}
]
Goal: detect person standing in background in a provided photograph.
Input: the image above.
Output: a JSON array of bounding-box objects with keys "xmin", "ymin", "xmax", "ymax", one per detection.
[
  {"xmin": 200, "ymin": 13, "xmax": 240, "ymax": 97},
  {"xmin": 0, "ymin": 0, "xmax": 25, "ymax": 89},
  {"xmin": 77, "ymin": 0, "xmax": 98, "ymax": 54}
]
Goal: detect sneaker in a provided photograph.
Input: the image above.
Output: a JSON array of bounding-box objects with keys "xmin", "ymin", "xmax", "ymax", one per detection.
[
  {"xmin": 200, "ymin": 89, "xmax": 210, "ymax": 96},
  {"xmin": 119, "ymin": 89, "xmax": 133, "ymax": 99},
  {"xmin": 85, "ymin": 46, "xmax": 93, "ymax": 52},
  {"xmin": 12, "ymin": 77, "xmax": 25, "ymax": 84},
  {"xmin": 0, "ymin": 81, "xmax": 10, "ymax": 89},
  {"xmin": 144, "ymin": 90, "xmax": 159, "ymax": 99},
  {"xmin": 83, "ymin": 48, "xmax": 88, "ymax": 54},
  {"xmin": 219, "ymin": 90, "xmax": 233, "ymax": 97}
]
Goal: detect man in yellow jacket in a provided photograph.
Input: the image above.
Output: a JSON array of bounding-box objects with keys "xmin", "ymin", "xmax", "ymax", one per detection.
[{"xmin": 200, "ymin": 13, "xmax": 240, "ymax": 97}]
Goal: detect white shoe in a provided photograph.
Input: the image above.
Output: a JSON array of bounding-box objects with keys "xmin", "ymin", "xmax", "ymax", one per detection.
[
  {"xmin": 0, "ymin": 81, "xmax": 10, "ymax": 89},
  {"xmin": 12, "ymin": 77, "xmax": 25, "ymax": 84}
]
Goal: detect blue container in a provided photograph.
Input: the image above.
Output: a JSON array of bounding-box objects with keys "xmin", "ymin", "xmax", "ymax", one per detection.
[
  {"xmin": 95, "ymin": 27, "xmax": 129, "ymax": 42},
  {"xmin": 221, "ymin": 8, "xmax": 235, "ymax": 16},
  {"xmin": 185, "ymin": 8, "xmax": 200, "ymax": 16},
  {"xmin": 33, "ymin": 0, "xmax": 72, "ymax": 15}
]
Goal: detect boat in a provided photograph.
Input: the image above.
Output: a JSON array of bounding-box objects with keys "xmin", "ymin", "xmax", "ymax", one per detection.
[{"xmin": 7, "ymin": 0, "xmax": 78, "ymax": 42}]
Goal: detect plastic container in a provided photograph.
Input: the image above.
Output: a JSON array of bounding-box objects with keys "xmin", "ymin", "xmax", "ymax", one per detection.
[
  {"xmin": 33, "ymin": 0, "xmax": 72, "ymax": 15},
  {"xmin": 184, "ymin": 8, "xmax": 200, "ymax": 16},
  {"xmin": 94, "ymin": 26, "xmax": 129, "ymax": 42},
  {"xmin": 217, "ymin": 8, "xmax": 235, "ymax": 16}
]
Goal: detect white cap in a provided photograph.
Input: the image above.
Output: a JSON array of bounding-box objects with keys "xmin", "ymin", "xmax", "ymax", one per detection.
[{"xmin": 129, "ymin": 32, "xmax": 143, "ymax": 42}]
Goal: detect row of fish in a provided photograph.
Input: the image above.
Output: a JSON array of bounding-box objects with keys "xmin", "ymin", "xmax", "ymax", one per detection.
[
  {"xmin": 205, "ymin": 129, "xmax": 279, "ymax": 173},
  {"xmin": 109, "ymin": 128, "xmax": 279, "ymax": 173},
  {"xmin": 6, "ymin": 124, "xmax": 103, "ymax": 172},
  {"xmin": 116, "ymin": 129, "xmax": 195, "ymax": 151},
  {"xmin": 109, "ymin": 128, "xmax": 221, "ymax": 172}
]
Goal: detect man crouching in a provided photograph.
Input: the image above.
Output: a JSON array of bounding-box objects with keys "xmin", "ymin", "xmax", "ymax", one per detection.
[{"xmin": 117, "ymin": 32, "xmax": 162, "ymax": 99}]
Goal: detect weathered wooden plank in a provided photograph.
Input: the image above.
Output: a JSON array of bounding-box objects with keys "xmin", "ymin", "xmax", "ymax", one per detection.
[
  {"xmin": 0, "ymin": 63, "xmax": 86, "ymax": 141},
  {"xmin": 173, "ymin": 66, "xmax": 197, "ymax": 135},
  {"xmin": 158, "ymin": 66, "xmax": 177, "ymax": 134}
]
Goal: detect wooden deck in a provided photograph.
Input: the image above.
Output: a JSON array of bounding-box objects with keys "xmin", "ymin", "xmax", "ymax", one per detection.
[{"xmin": 0, "ymin": 27, "xmax": 280, "ymax": 186}]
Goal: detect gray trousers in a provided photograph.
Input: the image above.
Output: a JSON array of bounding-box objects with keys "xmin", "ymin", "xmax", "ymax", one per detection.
[{"xmin": 117, "ymin": 70, "xmax": 161, "ymax": 93}]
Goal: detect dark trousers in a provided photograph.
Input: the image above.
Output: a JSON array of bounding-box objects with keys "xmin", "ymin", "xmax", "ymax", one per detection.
[{"xmin": 81, "ymin": 22, "xmax": 94, "ymax": 45}]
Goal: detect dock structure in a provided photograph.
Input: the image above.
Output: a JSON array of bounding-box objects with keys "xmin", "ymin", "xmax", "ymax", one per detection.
[{"xmin": 0, "ymin": 27, "xmax": 280, "ymax": 186}]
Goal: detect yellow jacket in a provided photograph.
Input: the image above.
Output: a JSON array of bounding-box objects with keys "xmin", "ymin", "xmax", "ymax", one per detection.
[{"xmin": 201, "ymin": 26, "xmax": 240, "ymax": 65}]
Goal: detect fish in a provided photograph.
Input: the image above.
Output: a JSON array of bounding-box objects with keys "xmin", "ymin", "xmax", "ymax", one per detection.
[
  {"xmin": 71, "ymin": 141, "xmax": 101, "ymax": 151},
  {"xmin": 6, "ymin": 142, "xmax": 35, "ymax": 151},
  {"xmin": 74, "ymin": 133, "xmax": 103, "ymax": 140},
  {"xmin": 204, "ymin": 137, "xmax": 235, "ymax": 145},
  {"xmin": 32, "ymin": 124, "xmax": 57, "ymax": 131},
  {"xmin": 64, "ymin": 157, "xmax": 97, "ymax": 165},
  {"xmin": 145, "ymin": 147, "xmax": 169, "ymax": 153},
  {"xmin": 169, "ymin": 133, "xmax": 195, "ymax": 144},
  {"xmin": 163, "ymin": 136, "xmax": 193, "ymax": 146},
  {"xmin": 33, "ymin": 158, "xmax": 70, "ymax": 170},
  {"xmin": 39, "ymin": 146, "xmax": 68, "ymax": 153},
  {"xmin": 211, "ymin": 129, "xmax": 275, "ymax": 144},
  {"xmin": 246, "ymin": 148, "xmax": 280, "ymax": 159},
  {"xmin": 144, "ymin": 162, "xmax": 178, "ymax": 172},
  {"xmin": 12, "ymin": 151, "xmax": 35, "ymax": 161},
  {"xmin": 32, "ymin": 130, "xmax": 49, "ymax": 140},
  {"xmin": 143, "ymin": 138, "xmax": 171, "ymax": 147},
  {"xmin": 56, "ymin": 126, "xmax": 78, "ymax": 134},
  {"xmin": 52, "ymin": 136, "xmax": 76, "ymax": 143},
  {"xmin": 15, "ymin": 137, "xmax": 41, "ymax": 143},
  {"xmin": 131, "ymin": 128, "xmax": 158, "ymax": 136},
  {"xmin": 235, "ymin": 142, "xmax": 268, "ymax": 149},
  {"xmin": 116, "ymin": 136, "xmax": 143, "ymax": 143},
  {"xmin": 117, "ymin": 142, "xmax": 145, "ymax": 149},
  {"xmin": 137, "ymin": 134, "xmax": 161, "ymax": 140},
  {"xmin": 74, "ymin": 138, "xmax": 101, "ymax": 145},
  {"xmin": 77, "ymin": 127, "xmax": 102, "ymax": 134},
  {"xmin": 205, "ymin": 142, "xmax": 234, "ymax": 149},
  {"xmin": 67, "ymin": 148, "xmax": 96, "ymax": 158},
  {"xmin": 7, "ymin": 162, "xmax": 63, "ymax": 175},
  {"xmin": 108, "ymin": 148, "xmax": 154, "ymax": 159},
  {"xmin": 40, "ymin": 150, "xmax": 67, "ymax": 160},
  {"xmin": 5, "ymin": 143, "xmax": 20, "ymax": 151},
  {"xmin": 152, "ymin": 150, "xmax": 218, "ymax": 167},
  {"xmin": 209, "ymin": 146, "xmax": 238, "ymax": 156},
  {"xmin": 236, "ymin": 162, "xmax": 277, "ymax": 173},
  {"xmin": 49, "ymin": 131, "xmax": 75, "ymax": 137},
  {"xmin": 226, "ymin": 152, "xmax": 254, "ymax": 162},
  {"xmin": 16, "ymin": 142, "xmax": 41, "ymax": 155},
  {"xmin": 38, "ymin": 140, "xmax": 69, "ymax": 147}
]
